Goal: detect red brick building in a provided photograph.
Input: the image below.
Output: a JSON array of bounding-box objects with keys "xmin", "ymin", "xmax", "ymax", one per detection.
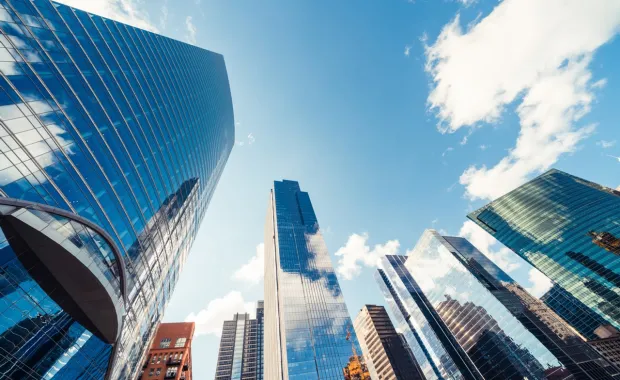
[{"xmin": 140, "ymin": 322, "xmax": 195, "ymax": 380}]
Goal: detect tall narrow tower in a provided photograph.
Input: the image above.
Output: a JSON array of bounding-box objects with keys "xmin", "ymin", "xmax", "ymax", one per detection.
[{"xmin": 264, "ymin": 180, "xmax": 361, "ymax": 379}]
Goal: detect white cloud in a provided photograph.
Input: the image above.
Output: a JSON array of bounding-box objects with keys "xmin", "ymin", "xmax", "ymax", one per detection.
[
  {"xmin": 608, "ymin": 155, "xmax": 620, "ymax": 163},
  {"xmin": 159, "ymin": 1, "xmax": 168, "ymax": 31},
  {"xmin": 459, "ymin": 221, "xmax": 522, "ymax": 273},
  {"xmin": 185, "ymin": 16, "xmax": 197, "ymax": 45},
  {"xmin": 404, "ymin": 45, "xmax": 412, "ymax": 57},
  {"xmin": 55, "ymin": 0, "xmax": 156, "ymax": 32},
  {"xmin": 248, "ymin": 133, "xmax": 256, "ymax": 145},
  {"xmin": 598, "ymin": 140, "xmax": 616, "ymax": 148},
  {"xmin": 479, "ymin": 144, "xmax": 488, "ymax": 151},
  {"xmin": 442, "ymin": 147, "xmax": 454, "ymax": 157},
  {"xmin": 335, "ymin": 233, "xmax": 400, "ymax": 280},
  {"xmin": 426, "ymin": 0, "xmax": 620, "ymax": 201},
  {"xmin": 232, "ymin": 243, "xmax": 264, "ymax": 285},
  {"xmin": 525, "ymin": 268, "xmax": 553, "ymax": 297},
  {"xmin": 185, "ymin": 291, "xmax": 255, "ymax": 337}
]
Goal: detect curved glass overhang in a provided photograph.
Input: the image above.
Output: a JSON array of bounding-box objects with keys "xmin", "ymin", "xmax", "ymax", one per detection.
[{"xmin": 0, "ymin": 197, "xmax": 126, "ymax": 345}]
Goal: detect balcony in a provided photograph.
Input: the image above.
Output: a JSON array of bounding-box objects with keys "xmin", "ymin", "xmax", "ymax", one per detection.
[
  {"xmin": 167, "ymin": 358, "xmax": 182, "ymax": 366},
  {"xmin": 164, "ymin": 374, "xmax": 177, "ymax": 380}
]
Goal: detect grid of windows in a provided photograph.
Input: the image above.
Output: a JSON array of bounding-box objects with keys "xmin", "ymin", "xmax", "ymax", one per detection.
[
  {"xmin": 160, "ymin": 338, "xmax": 172, "ymax": 348},
  {"xmin": 174, "ymin": 337, "xmax": 187, "ymax": 348},
  {"xmin": 468, "ymin": 169, "xmax": 620, "ymax": 336},
  {"xmin": 378, "ymin": 231, "xmax": 620, "ymax": 380},
  {"xmin": 0, "ymin": 0, "xmax": 234, "ymax": 378},
  {"xmin": 264, "ymin": 180, "xmax": 361, "ymax": 379}
]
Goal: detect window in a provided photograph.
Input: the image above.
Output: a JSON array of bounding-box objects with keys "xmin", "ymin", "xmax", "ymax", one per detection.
[
  {"xmin": 148, "ymin": 368, "xmax": 154, "ymax": 377},
  {"xmin": 166, "ymin": 368, "xmax": 178, "ymax": 378},
  {"xmin": 174, "ymin": 337, "xmax": 187, "ymax": 347},
  {"xmin": 160, "ymin": 337, "xmax": 171, "ymax": 348},
  {"xmin": 155, "ymin": 368, "xmax": 161, "ymax": 376}
]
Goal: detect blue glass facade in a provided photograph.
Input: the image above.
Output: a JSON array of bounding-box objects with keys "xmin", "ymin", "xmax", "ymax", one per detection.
[
  {"xmin": 468, "ymin": 169, "xmax": 620, "ymax": 333},
  {"xmin": 264, "ymin": 180, "xmax": 361, "ymax": 379},
  {"xmin": 377, "ymin": 230, "xmax": 584, "ymax": 380},
  {"xmin": 0, "ymin": 0, "xmax": 234, "ymax": 378},
  {"xmin": 541, "ymin": 284, "xmax": 612, "ymax": 341}
]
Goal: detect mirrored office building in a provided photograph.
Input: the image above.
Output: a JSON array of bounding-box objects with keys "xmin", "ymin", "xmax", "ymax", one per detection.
[
  {"xmin": 264, "ymin": 180, "xmax": 362, "ymax": 379},
  {"xmin": 468, "ymin": 169, "xmax": 620, "ymax": 334},
  {"xmin": 376, "ymin": 230, "xmax": 618, "ymax": 380},
  {"xmin": 0, "ymin": 0, "xmax": 234, "ymax": 378}
]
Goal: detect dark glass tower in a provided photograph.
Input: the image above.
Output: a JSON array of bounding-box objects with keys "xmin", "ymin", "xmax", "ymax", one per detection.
[
  {"xmin": 541, "ymin": 285, "xmax": 612, "ymax": 340},
  {"xmin": 0, "ymin": 1, "xmax": 234, "ymax": 378},
  {"xmin": 215, "ymin": 302, "xmax": 264, "ymax": 380},
  {"xmin": 375, "ymin": 230, "xmax": 617, "ymax": 380},
  {"xmin": 264, "ymin": 180, "xmax": 362, "ymax": 379},
  {"xmin": 468, "ymin": 169, "xmax": 620, "ymax": 333}
]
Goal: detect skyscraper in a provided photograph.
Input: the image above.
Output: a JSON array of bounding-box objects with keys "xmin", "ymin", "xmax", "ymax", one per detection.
[
  {"xmin": 264, "ymin": 180, "xmax": 361, "ymax": 379},
  {"xmin": 376, "ymin": 230, "xmax": 619, "ymax": 380},
  {"xmin": 215, "ymin": 302, "xmax": 264, "ymax": 380},
  {"xmin": 541, "ymin": 284, "xmax": 612, "ymax": 340},
  {"xmin": 0, "ymin": 1, "xmax": 234, "ymax": 378},
  {"xmin": 468, "ymin": 169, "xmax": 620, "ymax": 332},
  {"xmin": 353, "ymin": 305, "xmax": 423, "ymax": 380},
  {"xmin": 139, "ymin": 322, "xmax": 194, "ymax": 380}
]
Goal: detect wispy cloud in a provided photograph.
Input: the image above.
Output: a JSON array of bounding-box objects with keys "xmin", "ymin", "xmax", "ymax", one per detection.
[
  {"xmin": 597, "ymin": 140, "xmax": 616, "ymax": 149},
  {"xmin": 159, "ymin": 0, "xmax": 168, "ymax": 31},
  {"xmin": 55, "ymin": 0, "xmax": 157, "ymax": 32},
  {"xmin": 442, "ymin": 147, "xmax": 454, "ymax": 157},
  {"xmin": 607, "ymin": 155, "xmax": 620, "ymax": 163},
  {"xmin": 232, "ymin": 243, "xmax": 264, "ymax": 285},
  {"xmin": 248, "ymin": 133, "xmax": 256, "ymax": 145},
  {"xmin": 185, "ymin": 16, "xmax": 197, "ymax": 45},
  {"xmin": 479, "ymin": 144, "xmax": 489, "ymax": 151},
  {"xmin": 185, "ymin": 291, "xmax": 255, "ymax": 337},
  {"xmin": 335, "ymin": 233, "xmax": 400, "ymax": 280},
  {"xmin": 426, "ymin": 0, "xmax": 620, "ymax": 201},
  {"xmin": 404, "ymin": 45, "xmax": 412, "ymax": 57}
]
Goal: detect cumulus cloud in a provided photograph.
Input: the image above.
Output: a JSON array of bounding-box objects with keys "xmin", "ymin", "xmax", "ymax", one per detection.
[
  {"xmin": 185, "ymin": 16, "xmax": 197, "ymax": 45},
  {"xmin": 232, "ymin": 243, "xmax": 264, "ymax": 285},
  {"xmin": 597, "ymin": 140, "xmax": 616, "ymax": 149},
  {"xmin": 525, "ymin": 268, "xmax": 553, "ymax": 297},
  {"xmin": 426, "ymin": 0, "xmax": 620, "ymax": 201},
  {"xmin": 185, "ymin": 291, "xmax": 255, "ymax": 337},
  {"xmin": 459, "ymin": 221, "xmax": 522, "ymax": 273},
  {"xmin": 335, "ymin": 233, "xmax": 400, "ymax": 280},
  {"xmin": 55, "ymin": 0, "xmax": 156, "ymax": 32}
]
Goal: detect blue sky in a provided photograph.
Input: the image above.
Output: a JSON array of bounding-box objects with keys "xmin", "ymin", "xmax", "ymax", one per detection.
[{"xmin": 60, "ymin": 0, "xmax": 620, "ymax": 378}]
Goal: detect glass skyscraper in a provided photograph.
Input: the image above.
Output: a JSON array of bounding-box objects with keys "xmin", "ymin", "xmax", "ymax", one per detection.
[
  {"xmin": 215, "ymin": 301, "xmax": 264, "ymax": 380},
  {"xmin": 375, "ymin": 230, "xmax": 618, "ymax": 380},
  {"xmin": 468, "ymin": 169, "xmax": 620, "ymax": 333},
  {"xmin": 264, "ymin": 180, "xmax": 362, "ymax": 379},
  {"xmin": 0, "ymin": 0, "xmax": 234, "ymax": 378}
]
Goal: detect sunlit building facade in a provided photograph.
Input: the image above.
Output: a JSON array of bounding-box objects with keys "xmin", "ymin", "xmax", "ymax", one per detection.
[
  {"xmin": 0, "ymin": 0, "xmax": 234, "ymax": 378},
  {"xmin": 376, "ymin": 230, "xmax": 613, "ymax": 380},
  {"xmin": 139, "ymin": 322, "xmax": 194, "ymax": 380},
  {"xmin": 215, "ymin": 301, "xmax": 264, "ymax": 380},
  {"xmin": 353, "ymin": 304, "xmax": 423, "ymax": 380},
  {"xmin": 264, "ymin": 180, "xmax": 361, "ymax": 379},
  {"xmin": 468, "ymin": 169, "xmax": 620, "ymax": 332}
]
